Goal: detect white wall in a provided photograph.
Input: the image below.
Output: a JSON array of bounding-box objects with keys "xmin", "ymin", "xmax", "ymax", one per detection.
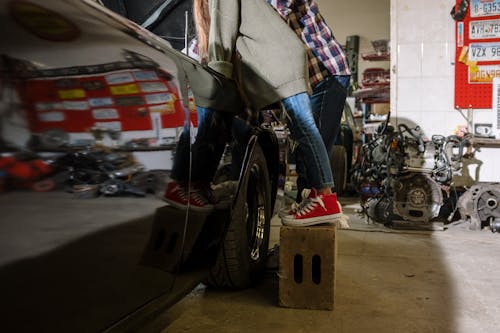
[{"xmin": 392, "ymin": 0, "xmax": 498, "ymax": 181}]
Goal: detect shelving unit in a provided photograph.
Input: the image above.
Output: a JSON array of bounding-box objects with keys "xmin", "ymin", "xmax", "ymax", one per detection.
[
  {"xmin": 353, "ymin": 44, "xmax": 390, "ymax": 143},
  {"xmin": 361, "ymin": 53, "xmax": 390, "ymax": 62}
]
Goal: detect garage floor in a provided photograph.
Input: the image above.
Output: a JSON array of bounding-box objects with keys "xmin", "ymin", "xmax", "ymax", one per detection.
[{"xmin": 155, "ymin": 196, "xmax": 500, "ymax": 333}]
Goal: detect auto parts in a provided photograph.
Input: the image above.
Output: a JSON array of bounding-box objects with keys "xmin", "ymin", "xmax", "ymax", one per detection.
[
  {"xmin": 458, "ymin": 183, "xmax": 500, "ymax": 232},
  {"xmin": 354, "ymin": 116, "xmax": 468, "ymax": 226}
]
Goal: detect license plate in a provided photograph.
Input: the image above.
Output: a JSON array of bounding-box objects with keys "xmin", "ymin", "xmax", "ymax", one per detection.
[
  {"xmin": 470, "ymin": 19, "xmax": 500, "ymax": 39},
  {"xmin": 469, "ymin": 42, "xmax": 500, "ymax": 61},
  {"xmin": 469, "ymin": 64, "xmax": 500, "ymax": 83},
  {"xmin": 471, "ymin": 0, "xmax": 500, "ymax": 17}
]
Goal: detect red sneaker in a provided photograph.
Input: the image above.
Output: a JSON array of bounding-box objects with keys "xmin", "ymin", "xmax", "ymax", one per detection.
[
  {"xmin": 281, "ymin": 189, "xmax": 342, "ymax": 226},
  {"xmin": 163, "ymin": 181, "xmax": 214, "ymax": 212}
]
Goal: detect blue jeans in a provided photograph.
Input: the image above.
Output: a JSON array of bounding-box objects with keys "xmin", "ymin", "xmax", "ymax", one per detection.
[
  {"xmin": 295, "ymin": 75, "xmax": 349, "ymax": 201},
  {"xmin": 171, "ymin": 106, "xmax": 233, "ymax": 183},
  {"xmin": 282, "ymin": 92, "xmax": 334, "ymax": 191}
]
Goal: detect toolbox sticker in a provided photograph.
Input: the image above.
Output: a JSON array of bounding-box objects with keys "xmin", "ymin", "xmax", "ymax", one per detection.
[
  {"xmin": 114, "ymin": 96, "xmax": 144, "ymax": 106},
  {"xmin": 470, "ymin": 19, "xmax": 500, "ymax": 39},
  {"xmin": 58, "ymin": 89, "xmax": 86, "ymax": 100},
  {"xmin": 149, "ymin": 103, "xmax": 174, "ymax": 114},
  {"xmin": 110, "ymin": 83, "xmax": 140, "ymax": 95},
  {"xmin": 145, "ymin": 93, "xmax": 172, "ymax": 105},
  {"xmin": 89, "ymin": 97, "xmax": 113, "ymax": 107},
  {"xmin": 92, "ymin": 108, "xmax": 119, "ymax": 120},
  {"xmin": 94, "ymin": 121, "xmax": 122, "ymax": 131},
  {"xmin": 9, "ymin": 1, "xmax": 81, "ymax": 41},
  {"xmin": 35, "ymin": 102, "xmax": 63, "ymax": 111},
  {"xmin": 133, "ymin": 71, "xmax": 159, "ymax": 81},
  {"xmin": 469, "ymin": 42, "xmax": 500, "ymax": 61},
  {"xmin": 105, "ymin": 72, "xmax": 135, "ymax": 85},
  {"xmin": 82, "ymin": 80, "xmax": 105, "ymax": 91},
  {"xmin": 63, "ymin": 100, "xmax": 89, "ymax": 110},
  {"xmin": 139, "ymin": 82, "xmax": 167, "ymax": 93},
  {"xmin": 38, "ymin": 111, "xmax": 64, "ymax": 122},
  {"xmin": 469, "ymin": 64, "xmax": 500, "ymax": 83},
  {"xmin": 471, "ymin": 0, "xmax": 500, "ymax": 18}
]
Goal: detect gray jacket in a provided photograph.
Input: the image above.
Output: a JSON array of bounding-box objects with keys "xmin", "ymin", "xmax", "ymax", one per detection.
[{"xmin": 207, "ymin": 0, "xmax": 309, "ymax": 110}]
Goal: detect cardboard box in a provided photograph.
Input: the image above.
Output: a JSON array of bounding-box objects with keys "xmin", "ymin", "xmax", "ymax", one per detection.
[{"xmin": 372, "ymin": 103, "xmax": 390, "ymax": 115}]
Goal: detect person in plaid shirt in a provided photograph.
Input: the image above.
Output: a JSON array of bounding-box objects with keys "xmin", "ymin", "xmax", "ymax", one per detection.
[{"xmin": 267, "ymin": 0, "xmax": 351, "ymax": 205}]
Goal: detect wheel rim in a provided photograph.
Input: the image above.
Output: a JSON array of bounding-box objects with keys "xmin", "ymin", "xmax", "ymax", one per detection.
[{"xmin": 247, "ymin": 163, "xmax": 266, "ymax": 262}]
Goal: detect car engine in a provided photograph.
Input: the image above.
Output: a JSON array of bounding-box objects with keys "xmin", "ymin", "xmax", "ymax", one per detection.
[{"xmin": 353, "ymin": 120, "xmax": 468, "ymax": 226}]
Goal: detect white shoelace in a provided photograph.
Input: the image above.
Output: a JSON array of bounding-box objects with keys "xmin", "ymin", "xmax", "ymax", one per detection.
[
  {"xmin": 290, "ymin": 188, "xmax": 313, "ymax": 212},
  {"xmin": 295, "ymin": 195, "xmax": 327, "ymax": 217}
]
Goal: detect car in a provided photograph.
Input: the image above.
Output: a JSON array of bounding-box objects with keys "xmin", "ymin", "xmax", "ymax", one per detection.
[{"xmin": 0, "ymin": 0, "xmax": 279, "ymax": 331}]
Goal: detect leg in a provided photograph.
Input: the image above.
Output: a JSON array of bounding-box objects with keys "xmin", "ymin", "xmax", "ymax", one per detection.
[
  {"xmin": 171, "ymin": 124, "xmax": 191, "ymax": 183},
  {"xmin": 191, "ymin": 107, "xmax": 233, "ymax": 183},
  {"xmin": 165, "ymin": 106, "xmax": 232, "ymax": 211},
  {"xmin": 281, "ymin": 92, "xmax": 343, "ymax": 226},
  {"xmin": 294, "ymin": 75, "xmax": 349, "ymax": 201},
  {"xmin": 281, "ymin": 93, "xmax": 333, "ymax": 191},
  {"xmin": 311, "ymin": 75, "xmax": 349, "ymax": 157}
]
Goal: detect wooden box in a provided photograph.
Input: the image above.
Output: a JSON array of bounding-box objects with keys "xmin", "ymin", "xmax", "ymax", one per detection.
[{"xmin": 279, "ymin": 224, "xmax": 337, "ymax": 310}]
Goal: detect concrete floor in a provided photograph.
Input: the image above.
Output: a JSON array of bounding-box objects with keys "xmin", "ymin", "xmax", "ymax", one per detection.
[{"xmin": 157, "ymin": 196, "xmax": 500, "ymax": 333}]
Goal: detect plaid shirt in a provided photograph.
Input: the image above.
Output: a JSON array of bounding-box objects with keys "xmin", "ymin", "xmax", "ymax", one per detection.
[{"xmin": 267, "ymin": 0, "xmax": 350, "ymax": 87}]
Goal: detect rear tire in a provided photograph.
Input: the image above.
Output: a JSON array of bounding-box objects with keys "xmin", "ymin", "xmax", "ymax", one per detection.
[
  {"xmin": 331, "ymin": 145, "xmax": 347, "ymax": 196},
  {"xmin": 207, "ymin": 143, "xmax": 271, "ymax": 289}
]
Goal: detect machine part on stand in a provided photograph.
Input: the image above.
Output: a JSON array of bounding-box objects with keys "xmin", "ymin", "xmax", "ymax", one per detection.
[
  {"xmin": 393, "ymin": 174, "xmax": 443, "ymax": 223},
  {"xmin": 491, "ymin": 219, "xmax": 500, "ymax": 233},
  {"xmin": 458, "ymin": 183, "xmax": 500, "ymax": 231},
  {"xmin": 352, "ymin": 118, "xmax": 469, "ymax": 228},
  {"xmin": 365, "ymin": 196, "xmax": 392, "ymax": 224}
]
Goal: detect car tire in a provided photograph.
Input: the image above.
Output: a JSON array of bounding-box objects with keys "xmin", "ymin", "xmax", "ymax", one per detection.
[
  {"xmin": 331, "ymin": 145, "xmax": 347, "ymax": 196},
  {"xmin": 207, "ymin": 143, "xmax": 271, "ymax": 289}
]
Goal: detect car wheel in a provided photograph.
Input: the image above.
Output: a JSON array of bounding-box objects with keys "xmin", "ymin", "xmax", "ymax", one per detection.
[
  {"xmin": 207, "ymin": 143, "xmax": 271, "ymax": 289},
  {"xmin": 331, "ymin": 145, "xmax": 347, "ymax": 196}
]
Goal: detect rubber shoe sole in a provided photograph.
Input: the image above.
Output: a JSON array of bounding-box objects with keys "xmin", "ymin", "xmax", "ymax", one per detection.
[{"xmin": 281, "ymin": 212, "xmax": 343, "ymax": 226}]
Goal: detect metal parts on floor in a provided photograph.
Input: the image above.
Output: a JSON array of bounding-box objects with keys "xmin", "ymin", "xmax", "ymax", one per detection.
[
  {"xmin": 56, "ymin": 149, "xmax": 167, "ymax": 198},
  {"xmin": 458, "ymin": 183, "xmax": 500, "ymax": 233}
]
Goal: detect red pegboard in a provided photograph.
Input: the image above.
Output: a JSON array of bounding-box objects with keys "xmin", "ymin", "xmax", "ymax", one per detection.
[{"xmin": 454, "ymin": 0, "xmax": 500, "ymax": 109}]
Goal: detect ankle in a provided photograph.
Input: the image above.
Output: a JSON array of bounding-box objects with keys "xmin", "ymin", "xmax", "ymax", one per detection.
[{"xmin": 317, "ymin": 187, "xmax": 333, "ymax": 195}]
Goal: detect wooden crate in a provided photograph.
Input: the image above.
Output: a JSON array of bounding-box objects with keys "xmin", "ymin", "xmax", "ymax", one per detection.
[{"xmin": 279, "ymin": 224, "xmax": 337, "ymax": 310}]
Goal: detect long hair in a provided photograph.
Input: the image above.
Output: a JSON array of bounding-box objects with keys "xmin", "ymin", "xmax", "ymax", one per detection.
[{"xmin": 193, "ymin": 0, "xmax": 210, "ymax": 62}]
